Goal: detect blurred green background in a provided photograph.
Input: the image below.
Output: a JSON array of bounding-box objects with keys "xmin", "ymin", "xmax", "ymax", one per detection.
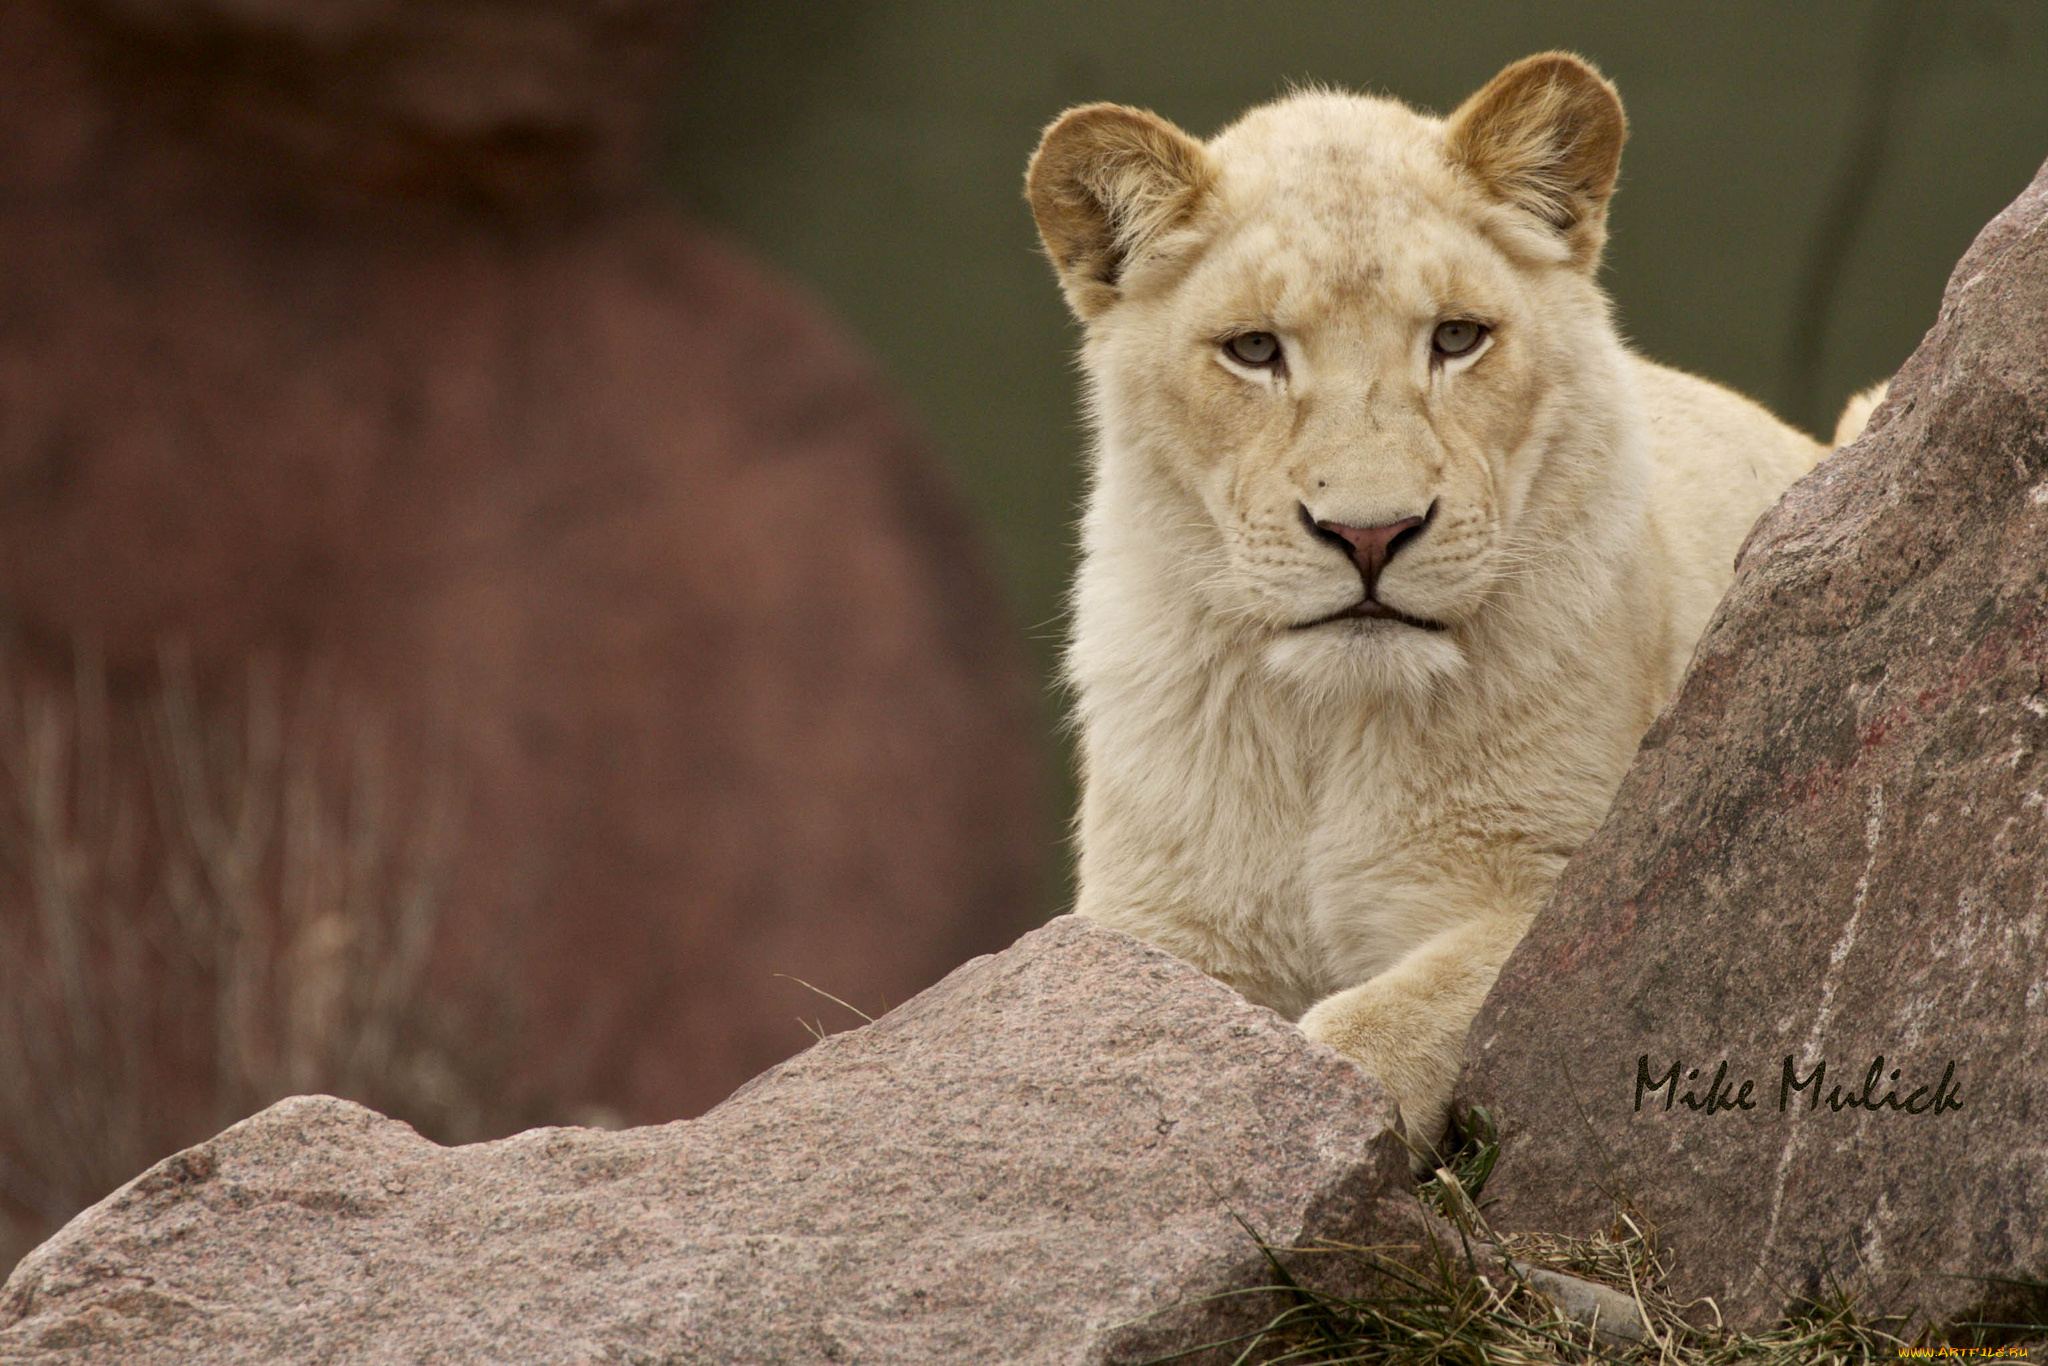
[{"xmin": 663, "ymin": 1, "xmax": 2048, "ymax": 914}]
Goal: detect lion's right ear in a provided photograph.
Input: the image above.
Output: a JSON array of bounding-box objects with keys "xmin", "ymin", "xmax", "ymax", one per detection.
[{"xmin": 1025, "ymin": 104, "xmax": 1215, "ymax": 321}]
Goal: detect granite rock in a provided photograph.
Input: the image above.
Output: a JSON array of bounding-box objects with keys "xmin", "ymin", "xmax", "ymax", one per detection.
[
  {"xmin": 0, "ymin": 917, "xmax": 1422, "ymax": 1365},
  {"xmin": 1461, "ymin": 157, "xmax": 2048, "ymax": 1329}
]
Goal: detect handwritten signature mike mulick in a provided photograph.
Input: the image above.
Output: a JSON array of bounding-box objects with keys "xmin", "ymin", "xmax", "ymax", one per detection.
[{"xmin": 1635, "ymin": 1055, "xmax": 1963, "ymax": 1116}]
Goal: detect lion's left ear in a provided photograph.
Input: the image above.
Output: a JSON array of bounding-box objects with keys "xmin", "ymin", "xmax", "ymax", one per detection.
[{"xmin": 1445, "ymin": 52, "xmax": 1626, "ymax": 270}]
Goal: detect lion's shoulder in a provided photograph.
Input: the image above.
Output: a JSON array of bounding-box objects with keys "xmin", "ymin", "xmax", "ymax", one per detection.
[{"xmin": 1630, "ymin": 357, "xmax": 1828, "ymax": 678}]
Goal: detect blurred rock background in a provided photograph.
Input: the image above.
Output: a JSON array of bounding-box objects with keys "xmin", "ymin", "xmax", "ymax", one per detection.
[
  {"xmin": 0, "ymin": 0, "xmax": 1047, "ymax": 1272},
  {"xmin": 2, "ymin": 0, "xmax": 2046, "ymax": 1279}
]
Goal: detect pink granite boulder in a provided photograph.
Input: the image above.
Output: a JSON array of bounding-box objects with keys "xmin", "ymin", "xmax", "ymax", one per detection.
[
  {"xmin": 0, "ymin": 918, "xmax": 1420, "ymax": 1365},
  {"xmin": 1462, "ymin": 156, "xmax": 2048, "ymax": 1332}
]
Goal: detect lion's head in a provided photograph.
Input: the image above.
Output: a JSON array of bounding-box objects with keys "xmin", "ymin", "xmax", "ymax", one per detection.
[{"xmin": 1029, "ymin": 54, "xmax": 1643, "ymax": 698}]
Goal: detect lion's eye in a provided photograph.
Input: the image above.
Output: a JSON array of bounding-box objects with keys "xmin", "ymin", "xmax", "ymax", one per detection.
[
  {"xmin": 1432, "ymin": 319, "xmax": 1487, "ymax": 358},
  {"xmin": 1224, "ymin": 332, "xmax": 1281, "ymax": 367}
]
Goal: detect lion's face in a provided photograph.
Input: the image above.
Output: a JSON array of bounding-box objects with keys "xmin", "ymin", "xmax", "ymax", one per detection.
[{"xmin": 1031, "ymin": 60, "xmax": 1631, "ymax": 695}]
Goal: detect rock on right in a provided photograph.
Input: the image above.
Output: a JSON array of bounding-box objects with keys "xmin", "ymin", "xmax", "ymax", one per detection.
[{"xmin": 1461, "ymin": 155, "xmax": 2048, "ymax": 1335}]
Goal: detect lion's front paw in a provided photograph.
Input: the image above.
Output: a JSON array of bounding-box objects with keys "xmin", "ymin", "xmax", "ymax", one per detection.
[{"xmin": 1299, "ymin": 982, "xmax": 1461, "ymax": 1172}]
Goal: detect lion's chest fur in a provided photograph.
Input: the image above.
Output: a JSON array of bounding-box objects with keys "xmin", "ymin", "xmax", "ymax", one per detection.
[{"xmin": 1068, "ymin": 556, "xmax": 1646, "ymax": 1019}]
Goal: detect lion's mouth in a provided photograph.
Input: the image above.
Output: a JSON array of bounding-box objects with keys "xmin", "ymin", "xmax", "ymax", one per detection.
[{"xmin": 1297, "ymin": 598, "xmax": 1448, "ymax": 632}]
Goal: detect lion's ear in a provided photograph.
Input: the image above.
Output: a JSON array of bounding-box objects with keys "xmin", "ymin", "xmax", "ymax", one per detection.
[
  {"xmin": 1445, "ymin": 53, "xmax": 1626, "ymax": 270},
  {"xmin": 1026, "ymin": 103, "xmax": 1215, "ymax": 320}
]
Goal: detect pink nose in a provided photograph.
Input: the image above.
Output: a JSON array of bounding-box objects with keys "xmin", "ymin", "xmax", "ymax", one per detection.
[{"xmin": 1315, "ymin": 514, "xmax": 1424, "ymax": 590}]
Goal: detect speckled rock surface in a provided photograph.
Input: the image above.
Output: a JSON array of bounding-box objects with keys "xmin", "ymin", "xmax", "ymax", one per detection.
[
  {"xmin": 0, "ymin": 917, "xmax": 1418, "ymax": 1365},
  {"xmin": 1462, "ymin": 157, "xmax": 2048, "ymax": 1329}
]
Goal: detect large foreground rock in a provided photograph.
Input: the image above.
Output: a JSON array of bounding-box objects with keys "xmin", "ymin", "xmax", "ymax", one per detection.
[
  {"xmin": 1463, "ymin": 158, "xmax": 2048, "ymax": 1329},
  {"xmin": 0, "ymin": 917, "xmax": 1419, "ymax": 1364}
]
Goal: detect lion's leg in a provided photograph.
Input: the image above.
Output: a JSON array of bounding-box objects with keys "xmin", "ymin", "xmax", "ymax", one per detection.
[{"xmin": 1298, "ymin": 908, "xmax": 1532, "ymax": 1170}]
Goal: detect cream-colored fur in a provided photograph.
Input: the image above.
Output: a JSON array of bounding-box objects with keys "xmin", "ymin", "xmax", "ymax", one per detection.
[
  {"xmin": 1026, "ymin": 54, "xmax": 1836, "ymax": 1161},
  {"xmin": 1833, "ymin": 381, "xmax": 1889, "ymax": 446}
]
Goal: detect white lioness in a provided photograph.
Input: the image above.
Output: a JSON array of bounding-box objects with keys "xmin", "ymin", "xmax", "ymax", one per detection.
[{"xmin": 1026, "ymin": 53, "xmax": 1844, "ymax": 1159}]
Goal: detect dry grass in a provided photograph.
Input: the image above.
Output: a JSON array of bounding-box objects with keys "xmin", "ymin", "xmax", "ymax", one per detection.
[
  {"xmin": 1150, "ymin": 1229, "xmax": 1903, "ymax": 1366},
  {"xmin": 0, "ymin": 644, "xmax": 513, "ymax": 1274},
  {"xmin": 1142, "ymin": 1217, "xmax": 2043, "ymax": 1365},
  {"xmin": 1141, "ymin": 1110, "xmax": 2046, "ymax": 1365}
]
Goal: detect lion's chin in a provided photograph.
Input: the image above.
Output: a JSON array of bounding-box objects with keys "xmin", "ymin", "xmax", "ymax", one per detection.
[
  {"xmin": 1261, "ymin": 614, "xmax": 1468, "ymax": 700},
  {"xmin": 1295, "ymin": 598, "xmax": 1449, "ymax": 633}
]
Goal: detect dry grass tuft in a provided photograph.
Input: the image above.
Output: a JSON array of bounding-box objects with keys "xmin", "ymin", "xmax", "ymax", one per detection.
[
  {"xmin": 1146, "ymin": 1215, "xmax": 2040, "ymax": 1365},
  {"xmin": 0, "ymin": 644, "xmax": 515, "ymax": 1275},
  {"xmin": 1135, "ymin": 1108, "xmax": 2044, "ymax": 1364}
]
